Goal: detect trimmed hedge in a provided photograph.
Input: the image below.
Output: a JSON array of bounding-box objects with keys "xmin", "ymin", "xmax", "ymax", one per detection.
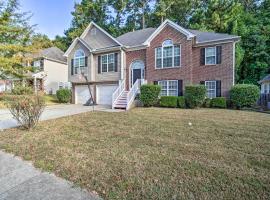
[
  {"xmin": 210, "ymin": 97, "xmax": 227, "ymax": 108},
  {"xmin": 184, "ymin": 85, "xmax": 206, "ymax": 108},
  {"xmin": 56, "ymin": 89, "xmax": 71, "ymax": 103},
  {"xmin": 160, "ymin": 96, "xmax": 178, "ymax": 108},
  {"xmin": 203, "ymin": 98, "xmax": 211, "ymax": 108},
  {"xmin": 140, "ymin": 84, "xmax": 161, "ymax": 107},
  {"xmin": 230, "ymin": 84, "xmax": 260, "ymax": 109},
  {"xmin": 177, "ymin": 96, "xmax": 186, "ymax": 108}
]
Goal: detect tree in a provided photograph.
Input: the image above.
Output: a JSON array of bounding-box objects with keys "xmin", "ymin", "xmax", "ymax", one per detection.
[
  {"xmin": 31, "ymin": 33, "xmax": 53, "ymax": 49},
  {"xmin": 0, "ymin": 0, "xmax": 34, "ymax": 78},
  {"xmin": 53, "ymin": 35, "xmax": 69, "ymax": 52}
]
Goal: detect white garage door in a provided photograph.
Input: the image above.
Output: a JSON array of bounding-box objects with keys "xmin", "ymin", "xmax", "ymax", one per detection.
[
  {"xmin": 75, "ymin": 85, "xmax": 93, "ymax": 104},
  {"xmin": 97, "ymin": 85, "xmax": 118, "ymax": 105}
]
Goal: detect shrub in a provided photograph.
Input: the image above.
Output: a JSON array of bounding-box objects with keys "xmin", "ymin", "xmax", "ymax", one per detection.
[
  {"xmin": 184, "ymin": 85, "xmax": 206, "ymax": 108},
  {"xmin": 203, "ymin": 98, "xmax": 211, "ymax": 108},
  {"xmin": 56, "ymin": 89, "xmax": 71, "ymax": 103},
  {"xmin": 140, "ymin": 84, "xmax": 161, "ymax": 107},
  {"xmin": 210, "ymin": 97, "xmax": 227, "ymax": 108},
  {"xmin": 230, "ymin": 84, "xmax": 260, "ymax": 109},
  {"xmin": 12, "ymin": 85, "xmax": 34, "ymax": 95},
  {"xmin": 160, "ymin": 96, "xmax": 178, "ymax": 108},
  {"xmin": 5, "ymin": 95, "xmax": 45, "ymax": 129},
  {"xmin": 177, "ymin": 96, "xmax": 186, "ymax": 108}
]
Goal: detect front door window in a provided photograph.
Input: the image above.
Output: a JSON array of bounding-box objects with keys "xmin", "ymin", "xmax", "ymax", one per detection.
[{"xmin": 131, "ymin": 60, "xmax": 145, "ymax": 87}]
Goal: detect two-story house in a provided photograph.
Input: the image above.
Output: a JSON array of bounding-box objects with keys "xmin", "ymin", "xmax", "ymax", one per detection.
[{"xmin": 64, "ymin": 19, "xmax": 240, "ymax": 109}]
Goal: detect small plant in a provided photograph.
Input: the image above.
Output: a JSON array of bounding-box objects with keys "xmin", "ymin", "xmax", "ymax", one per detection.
[
  {"xmin": 160, "ymin": 96, "xmax": 178, "ymax": 108},
  {"xmin": 210, "ymin": 97, "xmax": 227, "ymax": 108},
  {"xmin": 5, "ymin": 95, "xmax": 45, "ymax": 129},
  {"xmin": 177, "ymin": 96, "xmax": 186, "ymax": 108},
  {"xmin": 230, "ymin": 84, "xmax": 260, "ymax": 109},
  {"xmin": 56, "ymin": 89, "xmax": 71, "ymax": 103},
  {"xmin": 184, "ymin": 85, "xmax": 206, "ymax": 108},
  {"xmin": 203, "ymin": 98, "xmax": 211, "ymax": 108},
  {"xmin": 140, "ymin": 84, "xmax": 161, "ymax": 107},
  {"xmin": 12, "ymin": 85, "xmax": 34, "ymax": 95}
]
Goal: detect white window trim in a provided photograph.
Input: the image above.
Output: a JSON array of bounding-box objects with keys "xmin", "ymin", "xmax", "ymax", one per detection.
[
  {"xmin": 158, "ymin": 80, "xmax": 178, "ymax": 96},
  {"xmin": 155, "ymin": 40, "xmax": 181, "ymax": 69},
  {"xmin": 205, "ymin": 47, "xmax": 217, "ymax": 65},
  {"xmin": 74, "ymin": 49, "xmax": 86, "ymax": 75},
  {"xmin": 101, "ymin": 53, "xmax": 115, "ymax": 73},
  {"xmin": 205, "ymin": 80, "xmax": 216, "ymax": 99}
]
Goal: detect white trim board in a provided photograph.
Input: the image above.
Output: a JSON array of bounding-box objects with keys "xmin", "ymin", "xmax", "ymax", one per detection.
[{"xmin": 143, "ymin": 19, "xmax": 195, "ymax": 46}]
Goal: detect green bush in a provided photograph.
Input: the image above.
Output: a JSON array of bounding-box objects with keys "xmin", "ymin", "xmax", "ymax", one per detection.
[
  {"xmin": 5, "ymin": 95, "xmax": 45, "ymax": 129},
  {"xmin": 140, "ymin": 84, "xmax": 161, "ymax": 107},
  {"xmin": 160, "ymin": 96, "xmax": 178, "ymax": 108},
  {"xmin": 12, "ymin": 85, "xmax": 34, "ymax": 95},
  {"xmin": 210, "ymin": 97, "xmax": 227, "ymax": 108},
  {"xmin": 203, "ymin": 98, "xmax": 211, "ymax": 108},
  {"xmin": 56, "ymin": 89, "xmax": 71, "ymax": 103},
  {"xmin": 177, "ymin": 96, "xmax": 186, "ymax": 108},
  {"xmin": 230, "ymin": 84, "xmax": 260, "ymax": 109},
  {"xmin": 184, "ymin": 85, "xmax": 206, "ymax": 108}
]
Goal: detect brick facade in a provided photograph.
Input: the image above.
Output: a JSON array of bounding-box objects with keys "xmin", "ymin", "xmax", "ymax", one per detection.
[{"xmin": 125, "ymin": 25, "xmax": 235, "ymax": 97}]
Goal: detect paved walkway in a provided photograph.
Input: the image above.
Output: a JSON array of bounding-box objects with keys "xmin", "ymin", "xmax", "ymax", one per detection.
[
  {"xmin": 0, "ymin": 151, "xmax": 100, "ymax": 200},
  {"xmin": 0, "ymin": 104, "xmax": 121, "ymax": 130}
]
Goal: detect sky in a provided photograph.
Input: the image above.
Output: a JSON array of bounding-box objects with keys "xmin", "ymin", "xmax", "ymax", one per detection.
[{"xmin": 20, "ymin": 0, "xmax": 80, "ymax": 39}]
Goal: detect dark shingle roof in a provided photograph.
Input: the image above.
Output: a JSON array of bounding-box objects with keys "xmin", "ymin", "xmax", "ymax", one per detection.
[
  {"xmin": 34, "ymin": 47, "xmax": 67, "ymax": 63},
  {"xmin": 259, "ymin": 74, "xmax": 270, "ymax": 84},
  {"xmin": 116, "ymin": 28, "xmax": 156, "ymax": 46},
  {"xmin": 116, "ymin": 27, "xmax": 239, "ymax": 47},
  {"xmin": 188, "ymin": 29, "xmax": 239, "ymax": 43}
]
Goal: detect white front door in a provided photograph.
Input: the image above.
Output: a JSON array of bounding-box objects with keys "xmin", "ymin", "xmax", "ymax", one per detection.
[{"xmin": 96, "ymin": 85, "xmax": 118, "ymax": 105}]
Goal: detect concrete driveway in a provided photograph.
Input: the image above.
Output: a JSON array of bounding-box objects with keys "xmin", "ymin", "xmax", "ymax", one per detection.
[{"xmin": 0, "ymin": 104, "xmax": 120, "ymax": 130}]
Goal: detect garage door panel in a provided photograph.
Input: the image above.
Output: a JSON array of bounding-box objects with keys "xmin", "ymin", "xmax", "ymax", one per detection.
[
  {"xmin": 97, "ymin": 85, "xmax": 117, "ymax": 105},
  {"xmin": 75, "ymin": 85, "xmax": 94, "ymax": 104}
]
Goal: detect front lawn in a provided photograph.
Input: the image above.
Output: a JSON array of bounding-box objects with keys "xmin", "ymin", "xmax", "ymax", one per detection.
[{"xmin": 0, "ymin": 108, "xmax": 269, "ymax": 199}]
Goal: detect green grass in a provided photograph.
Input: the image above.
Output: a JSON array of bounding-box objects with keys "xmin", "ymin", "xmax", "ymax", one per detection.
[{"xmin": 0, "ymin": 108, "xmax": 269, "ymax": 199}]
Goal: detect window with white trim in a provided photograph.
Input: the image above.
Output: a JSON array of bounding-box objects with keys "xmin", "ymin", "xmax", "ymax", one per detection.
[
  {"xmin": 101, "ymin": 53, "xmax": 115, "ymax": 73},
  {"xmin": 74, "ymin": 49, "xmax": 86, "ymax": 75},
  {"xmin": 158, "ymin": 80, "xmax": 178, "ymax": 96},
  {"xmin": 155, "ymin": 39, "xmax": 181, "ymax": 69},
  {"xmin": 205, "ymin": 47, "xmax": 216, "ymax": 65},
  {"xmin": 205, "ymin": 81, "xmax": 216, "ymax": 98}
]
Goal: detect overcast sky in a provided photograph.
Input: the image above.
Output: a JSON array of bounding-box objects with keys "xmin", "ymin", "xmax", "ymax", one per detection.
[{"xmin": 20, "ymin": 0, "xmax": 80, "ymax": 39}]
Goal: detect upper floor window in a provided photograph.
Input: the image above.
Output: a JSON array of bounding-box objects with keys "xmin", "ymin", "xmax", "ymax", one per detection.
[
  {"xmin": 205, "ymin": 47, "xmax": 216, "ymax": 65},
  {"xmin": 155, "ymin": 39, "xmax": 181, "ymax": 69},
  {"xmin": 33, "ymin": 60, "xmax": 41, "ymax": 68},
  {"xmin": 101, "ymin": 53, "xmax": 115, "ymax": 73},
  {"xmin": 74, "ymin": 49, "xmax": 86, "ymax": 75}
]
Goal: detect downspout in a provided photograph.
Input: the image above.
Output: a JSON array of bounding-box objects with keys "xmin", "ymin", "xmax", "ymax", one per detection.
[{"xmin": 232, "ymin": 42, "xmax": 236, "ymax": 85}]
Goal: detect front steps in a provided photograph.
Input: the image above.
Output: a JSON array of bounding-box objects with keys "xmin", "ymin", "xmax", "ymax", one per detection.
[{"xmin": 113, "ymin": 91, "xmax": 128, "ymax": 109}]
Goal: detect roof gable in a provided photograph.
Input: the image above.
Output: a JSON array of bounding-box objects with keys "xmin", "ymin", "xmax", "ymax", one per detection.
[{"xmin": 63, "ymin": 38, "xmax": 92, "ymax": 57}]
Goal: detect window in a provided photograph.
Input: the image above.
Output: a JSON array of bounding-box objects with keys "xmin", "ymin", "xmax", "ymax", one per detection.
[
  {"xmin": 158, "ymin": 80, "xmax": 178, "ymax": 96},
  {"xmin": 155, "ymin": 39, "xmax": 181, "ymax": 69},
  {"xmin": 74, "ymin": 49, "xmax": 86, "ymax": 75},
  {"xmin": 33, "ymin": 60, "xmax": 41, "ymax": 68},
  {"xmin": 205, "ymin": 47, "xmax": 216, "ymax": 65},
  {"xmin": 205, "ymin": 81, "xmax": 216, "ymax": 98},
  {"xmin": 101, "ymin": 53, "xmax": 115, "ymax": 73}
]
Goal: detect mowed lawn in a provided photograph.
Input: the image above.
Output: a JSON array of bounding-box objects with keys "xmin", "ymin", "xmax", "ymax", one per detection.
[{"xmin": 0, "ymin": 108, "xmax": 269, "ymax": 199}]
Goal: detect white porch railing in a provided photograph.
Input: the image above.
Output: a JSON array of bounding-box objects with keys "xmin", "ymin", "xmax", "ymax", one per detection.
[
  {"xmin": 112, "ymin": 79, "xmax": 125, "ymax": 108},
  {"xmin": 126, "ymin": 79, "xmax": 147, "ymax": 110}
]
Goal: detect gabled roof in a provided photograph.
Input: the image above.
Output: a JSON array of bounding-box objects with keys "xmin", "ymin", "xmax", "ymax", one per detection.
[
  {"xmin": 259, "ymin": 74, "xmax": 270, "ymax": 84},
  {"xmin": 117, "ymin": 28, "xmax": 156, "ymax": 47},
  {"xmin": 33, "ymin": 47, "xmax": 67, "ymax": 63},
  {"xmin": 63, "ymin": 37, "xmax": 92, "ymax": 57},
  {"xmin": 188, "ymin": 29, "xmax": 240, "ymax": 44},
  {"xmin": 81, "ymin": 21, "xmax": 122, "ymax": 46}
]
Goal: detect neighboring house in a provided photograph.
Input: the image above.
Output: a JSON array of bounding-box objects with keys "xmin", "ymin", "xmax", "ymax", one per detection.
[
  {"xmin": 30, "ymin": 47, "xmax": 69, "ymax": 94},
  {"xmin": 259, "ymin": 74, "xmax": 270, "ymax": 94},
  {"xmin": 64, "ymin": 19, "xmax": 240, "ymax": 109}
]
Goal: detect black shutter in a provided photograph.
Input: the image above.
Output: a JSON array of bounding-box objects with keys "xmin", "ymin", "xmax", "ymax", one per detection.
[
  {"xmin": 153, "ymin": 81, "xmax": 158, "ymax": 85},
  {"xmin": 216, "ymin": 80, "xmax": 221, "ymax": 97},
  {"xmin": 216, "ymin": 46, "xmax": 222, "ymax": 64},
  {"xmin": 114, "ymin": 53, "xmax": 118, "ymax": 72},
  {"xmin": 200, "ymin": 81, "xmax": 205, "ymax": 85},
  {"xmin": 200, "ymin": 48, "xmax": 205, "ymax": 65},
  {"xmin": 40, "ymin": 59, "xmax": 44, "ymax": 71},
  {"xmin": 85, "ymin": 56, "xmax": 88, "ymax": 67},
  {"xmin": 98, "ymin": 56, "xmax": 101, "ymax": 74},
  {"xmin": 71, "ymin": 59, "xmax": 74, "ymax": 75},
  {"xmin": 178, "ymin": 80, "xmax": 183, "ymax": 96}
]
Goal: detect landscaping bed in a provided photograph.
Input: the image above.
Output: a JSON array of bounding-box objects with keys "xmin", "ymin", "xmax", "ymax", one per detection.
[{"xmin": 0, "ymin": 108, "xmax": 269, "ymax": 199}]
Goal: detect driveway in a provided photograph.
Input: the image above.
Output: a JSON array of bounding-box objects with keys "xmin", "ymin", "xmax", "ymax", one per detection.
[
  {"xmin": 0, "ymin": 151, "xmax": 100, "ymax": 200},
  {"xmin": 0, "ymin": 104, "xmax": 121, "ymax": 130}
]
